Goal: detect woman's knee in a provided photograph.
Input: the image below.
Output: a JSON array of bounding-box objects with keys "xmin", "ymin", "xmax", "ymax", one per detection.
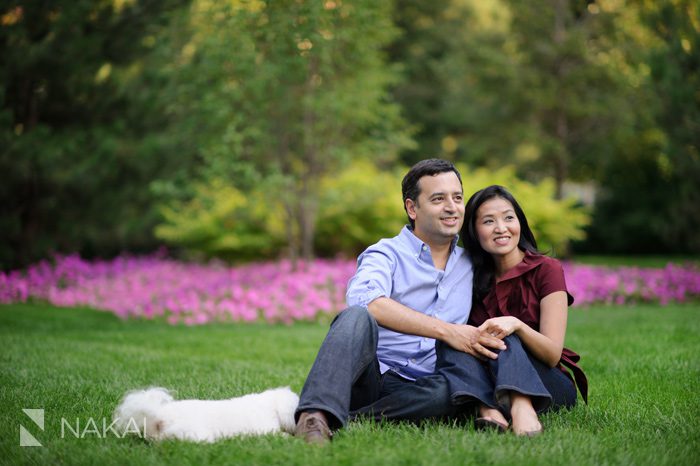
[
  {"xmin": 487, "ymin": 333, "xmax": 529, "ymax": 371},
  {"xmin": 436, "ymin": 341, "xmax": 483, "ymax": 369},
  {"xmin": 503, "ymin": 333, "xmax": 525, "ymax": 349}
]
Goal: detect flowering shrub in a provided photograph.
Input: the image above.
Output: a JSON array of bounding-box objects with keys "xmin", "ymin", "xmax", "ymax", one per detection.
[
  {"xmin": 563, "ymin": 263, "xmax": 700, "ymax": 306},
  {"xmin": 1, "ymin": 254, "xmax": 699, "ymax": 325}
]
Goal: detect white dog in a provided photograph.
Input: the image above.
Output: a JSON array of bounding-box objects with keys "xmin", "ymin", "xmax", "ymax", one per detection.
[{"xmin": 113, "ymin": 386, "xmax": 299, "ymax": 442}]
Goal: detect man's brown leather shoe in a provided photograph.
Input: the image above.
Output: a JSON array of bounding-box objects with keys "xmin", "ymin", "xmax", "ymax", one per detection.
[{"xmin": 294, "ymin": 410, "xmax": 332, "ymax": 445}]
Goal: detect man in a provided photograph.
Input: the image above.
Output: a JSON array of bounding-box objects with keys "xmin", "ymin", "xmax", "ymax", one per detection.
[{"xmin": 294, "ymin": 159, "xmax": 505, "ymax": 444}]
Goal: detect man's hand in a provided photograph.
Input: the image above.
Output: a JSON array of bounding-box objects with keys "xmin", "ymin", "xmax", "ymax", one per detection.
[
  {"xmin": 367, "ymin": 297, "xmax": 508, "ymax": 360},
  {"xmin": 443, "ymin": 323, "xmax": 507, "ymax": 360}
]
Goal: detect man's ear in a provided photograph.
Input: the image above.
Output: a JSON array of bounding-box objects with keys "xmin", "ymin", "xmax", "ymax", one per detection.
[{"xmin": 405, "ymin": 198, "xmax": 418, "ymax": 220}]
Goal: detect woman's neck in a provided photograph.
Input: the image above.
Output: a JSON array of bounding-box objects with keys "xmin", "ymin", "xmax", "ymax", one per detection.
[{"xmin": 494, "ymin": 249, "xmax": 526, "ymax": 278}]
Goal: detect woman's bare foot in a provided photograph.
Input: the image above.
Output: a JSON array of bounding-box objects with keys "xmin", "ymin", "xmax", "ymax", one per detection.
[
  {"xmin": 510, "ymin": 393, "xmax": 542, "ymax": 436},
  {"xmin": 476, "ymin": 404, "xmax": 509, "ymax": 431}
]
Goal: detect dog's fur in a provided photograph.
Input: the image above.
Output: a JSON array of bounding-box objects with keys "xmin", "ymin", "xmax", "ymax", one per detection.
[{"xmin": 113, "ymin": 386, "xmax": 299, "ymax": 442}]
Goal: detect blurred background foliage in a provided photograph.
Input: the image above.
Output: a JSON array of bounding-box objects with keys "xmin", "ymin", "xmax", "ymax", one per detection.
[
  {"xmin": 156, "ymin": 160, "xmax": 588, "ymax": 260},
  {"xmin": 1, "ymin": 0, "xmax": 698, "ymax": 268}
]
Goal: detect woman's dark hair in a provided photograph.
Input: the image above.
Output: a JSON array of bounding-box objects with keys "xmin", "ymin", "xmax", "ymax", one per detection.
[{"xmin": 462, "ymin": 185, "xmax": 540, "ymax": 300}]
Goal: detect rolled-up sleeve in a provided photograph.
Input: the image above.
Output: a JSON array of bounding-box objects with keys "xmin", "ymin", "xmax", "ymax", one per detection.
[
  {"xmin": 535, "ymin": 259, "xmax": 574, "ymax": 306},
  {"xmin": 346, "ymin": 248, "xmax": 395, "ymax": 308}
]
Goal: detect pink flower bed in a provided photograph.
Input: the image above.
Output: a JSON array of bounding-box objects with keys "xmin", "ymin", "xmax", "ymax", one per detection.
[{"xmin": 1, "ymin": 254, "xmax": 699, "ymax": 324}]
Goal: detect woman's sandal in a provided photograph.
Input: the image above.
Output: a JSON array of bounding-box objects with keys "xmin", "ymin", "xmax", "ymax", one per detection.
[{"xmin": 474, "ymin": 417, "xmax": 509, "ymax": 433}]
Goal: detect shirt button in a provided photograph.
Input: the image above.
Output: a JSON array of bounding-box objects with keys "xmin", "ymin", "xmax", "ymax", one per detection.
[{"xmin": 422, "ymin": 245, "xmax": 427, "ymax": 251}]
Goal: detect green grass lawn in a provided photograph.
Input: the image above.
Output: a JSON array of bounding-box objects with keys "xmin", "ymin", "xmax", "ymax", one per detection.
[{"xmin": 1, "ymin": 302, "xmax": 699, "ymax": 466}]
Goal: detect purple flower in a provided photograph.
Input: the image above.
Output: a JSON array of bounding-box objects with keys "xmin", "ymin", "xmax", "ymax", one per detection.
[{"xmin": 2, "ymin": 253, "xmax": 699, "ymax": 325}]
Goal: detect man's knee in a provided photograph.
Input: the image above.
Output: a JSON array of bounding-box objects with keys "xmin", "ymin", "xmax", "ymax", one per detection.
[
  {"xmin": 332, "ymin": 305, "xmax": 375, "ymax": 328},
  {"xmin": 329, "ymin": 305, "xmax": 378, "ymax": 341}
]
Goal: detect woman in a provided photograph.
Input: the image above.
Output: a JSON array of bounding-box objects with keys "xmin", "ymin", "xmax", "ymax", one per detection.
[{"xmin": 437, "ymin": 185, "xmax": 587, "ymax": 436}]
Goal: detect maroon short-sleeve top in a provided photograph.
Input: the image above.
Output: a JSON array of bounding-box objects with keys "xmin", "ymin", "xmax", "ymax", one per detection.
[{"xmin": 468, "ymin": 251, "xmax": 588, "ymax": 402}]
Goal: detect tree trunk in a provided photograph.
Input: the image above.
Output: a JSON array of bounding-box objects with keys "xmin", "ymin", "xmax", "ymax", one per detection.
[
  {"xmin": 283, "ymin": 199, "xmax": 300, "ymax": 270},
  {"xmin": 299, "ymin": 54, "xmax": 320, "ymax": 260},
  {"xmin": 298, "ymin": 177, "xmax": 318, "ymax": 261},
  {"xmin": 552, "ymin": 0, "xmax": 568, "ymax": 199},
  {"xmin": 554, "ymin": 112, "xmax": 569, "ymax": 199}
]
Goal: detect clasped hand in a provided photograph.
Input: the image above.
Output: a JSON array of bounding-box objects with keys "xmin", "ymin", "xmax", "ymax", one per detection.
[
  {"xmin": 478, "ymin": 316, "xmax": 522, "ymax": 341},
  {"xmin": 444, "ymin": 323, "xmax": 507, "ymax": 361}
]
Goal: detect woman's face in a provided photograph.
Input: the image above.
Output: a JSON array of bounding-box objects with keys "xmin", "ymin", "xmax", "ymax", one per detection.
[{"xmin": 474, "ymin": 197, "xmax": 521, "ymax": 260}]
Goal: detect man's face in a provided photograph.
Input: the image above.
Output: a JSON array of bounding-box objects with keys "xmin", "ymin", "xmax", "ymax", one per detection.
[{"xmin": 406, "ymin": 171, "xmax": 464, "ymax": 247}]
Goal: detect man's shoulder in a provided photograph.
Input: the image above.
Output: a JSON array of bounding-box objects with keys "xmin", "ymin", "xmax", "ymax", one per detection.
[
  {"xmin": 360, "ymin": 234, "xmax": 409, "ymax": 260},
  {"xmin": 361, "ymin": 226, "xmax": 411, "ymax": 252}
]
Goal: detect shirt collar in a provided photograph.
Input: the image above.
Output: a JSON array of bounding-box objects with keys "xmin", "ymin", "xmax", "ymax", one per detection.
[
  {"xmin": 496, "ymin": 250, "xmax": 545, "ymax": 283},
  {"xmin": 400, "ymin": 225, "xmax": 460, "ymax": 256}
]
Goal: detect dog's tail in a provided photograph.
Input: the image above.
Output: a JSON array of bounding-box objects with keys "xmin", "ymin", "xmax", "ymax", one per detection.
[{"xmin": 113, "ymin": 387, "xmax": 173, "ymax": 440}]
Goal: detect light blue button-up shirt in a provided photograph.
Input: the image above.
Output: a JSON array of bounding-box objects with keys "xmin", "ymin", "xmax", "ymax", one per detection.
[{"xmin": 346, "ymin": 225, "xmax": 473, "ymax": 380}]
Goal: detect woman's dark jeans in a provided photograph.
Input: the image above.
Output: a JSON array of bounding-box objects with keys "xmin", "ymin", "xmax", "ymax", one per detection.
[{"xmin": 436, "ymin": 334, "xmax": 577, "ymax": 417}]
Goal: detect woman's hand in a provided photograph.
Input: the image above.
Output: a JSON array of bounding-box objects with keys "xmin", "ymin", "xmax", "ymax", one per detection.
[
  {"xmin": 475, "ymin": 292, "xmax": 569, "ymax": 368},
  {"xmin": 478, "ymin": 316, "xmax": 523, "ymax": 340}
]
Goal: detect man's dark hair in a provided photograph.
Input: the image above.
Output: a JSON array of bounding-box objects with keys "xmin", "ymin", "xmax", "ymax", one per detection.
[{"xmin": 401, "ymin": 159, "xmax": 463, "ymax": 228}]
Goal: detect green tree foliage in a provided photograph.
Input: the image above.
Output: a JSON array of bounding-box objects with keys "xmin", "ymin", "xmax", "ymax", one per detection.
[
  {"xmin": 391, "ymin": 0, "xmax": 698, "ymax": 254},
  {"xmin": 643, "ymin": 0, "xmax": 700, "ymax": 252},
  {"xmin": 150, "ymin": 0, "xmax": 411, "ymax": 261},
  {"xmin": 0, "ymin": 0, "xmax": 188, "ymax": 269},
  {"xmin": 390, "ymin": 0, "xmax": 631, "ymax": 196},
  {"xmin": 1, "ymin": 0, "xmax": 696, "ymax": 264},
  {"xmin": 582, "ymin": 0, "xmax": 700, "ymax": 253},
  {"xmin": 503, "ymin": 0, "xmax": 630, "ymax": 196}
]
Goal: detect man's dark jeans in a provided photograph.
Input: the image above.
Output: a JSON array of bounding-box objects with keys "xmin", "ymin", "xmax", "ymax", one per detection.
[{"xmin": 295, "ymin": 306, "xmax": 466, "ymax": 429}]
